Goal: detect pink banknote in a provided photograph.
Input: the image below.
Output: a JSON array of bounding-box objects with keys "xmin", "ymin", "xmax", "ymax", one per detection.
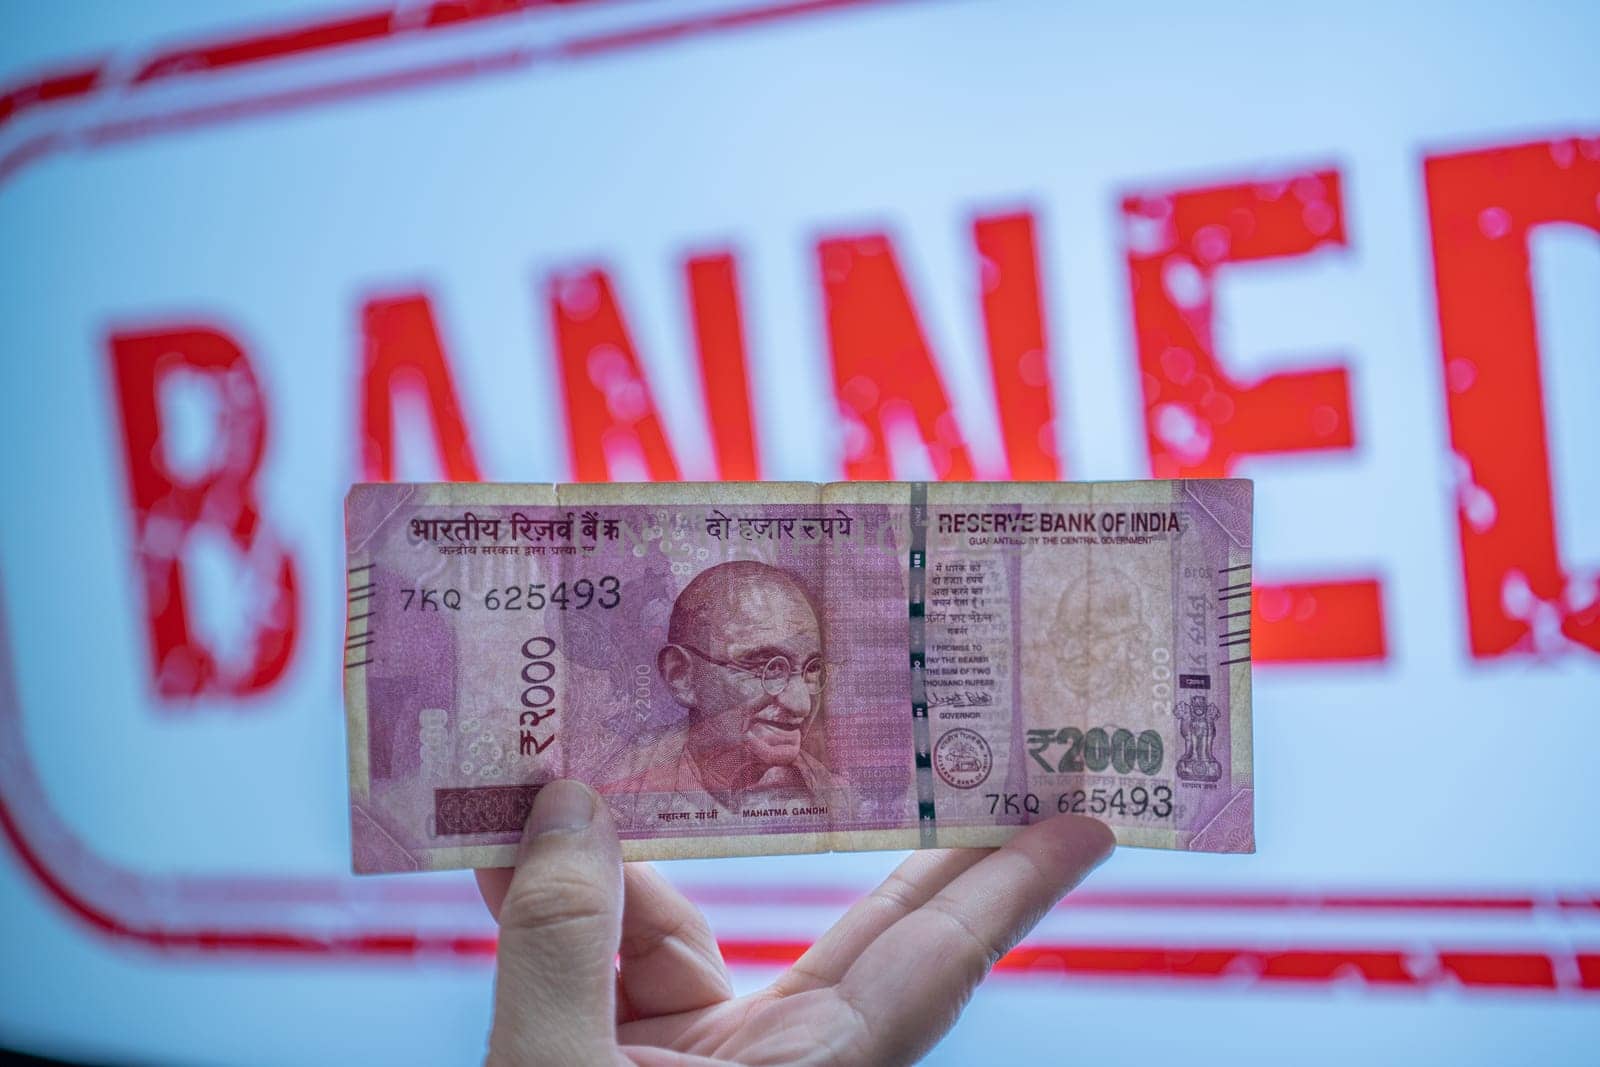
[{"xmin": 343, "ymin": 480, "xmax": 1253, "ymax": 872}]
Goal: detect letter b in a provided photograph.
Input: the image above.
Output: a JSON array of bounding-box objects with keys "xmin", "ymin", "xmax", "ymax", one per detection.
[{"xmin": 109, "ymin": 325, "xmax": 299, "ymax": 699}]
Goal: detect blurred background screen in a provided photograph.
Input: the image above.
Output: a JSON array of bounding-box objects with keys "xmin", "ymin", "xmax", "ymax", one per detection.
[{"xmin": 1, "ymin": 1, "xmax": 1597, "ymax": 1063}]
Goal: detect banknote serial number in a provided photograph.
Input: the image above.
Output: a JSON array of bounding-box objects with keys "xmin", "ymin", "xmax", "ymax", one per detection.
[
  {"xmin": 397, "ymin": 578, "xmax": 621, "ymax": 612},
  {"xmin": 986, "ymin": 786, "xmax": 1174, "ymax": 819}
]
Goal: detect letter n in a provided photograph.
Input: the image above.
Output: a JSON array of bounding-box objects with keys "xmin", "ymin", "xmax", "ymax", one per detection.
[{"xmin": 818, "ymin": 214, "xmax": 1062, "ymax": 481}]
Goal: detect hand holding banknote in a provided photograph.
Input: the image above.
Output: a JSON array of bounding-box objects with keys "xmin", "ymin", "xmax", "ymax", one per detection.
[
  {"xmin": 476, "ymin": 779, "xmax": 1115, "ymax": 1066},
  {"xmin": 345, "ymin": 479, "xmax": 1254, "ymax": 872}
]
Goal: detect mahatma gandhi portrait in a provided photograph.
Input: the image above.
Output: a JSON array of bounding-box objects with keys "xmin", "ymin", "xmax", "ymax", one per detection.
[{"xmin": 653, "ymin": 560, "xmax": 838, "ymax": 810}]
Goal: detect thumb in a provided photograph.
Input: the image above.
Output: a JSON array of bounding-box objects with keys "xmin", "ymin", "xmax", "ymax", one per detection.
[{"xmin": 487, "ymin": 780, "xmax": 623, "ymax": 1067}]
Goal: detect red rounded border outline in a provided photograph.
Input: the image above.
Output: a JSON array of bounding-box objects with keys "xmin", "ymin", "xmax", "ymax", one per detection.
[
  {"xmin": 0, "ymin": 0, "xmax": 901, "ymax": 185},
  {"xmin": 0, "ymin": 0, "xmax": 1597, "ymax": 992}
]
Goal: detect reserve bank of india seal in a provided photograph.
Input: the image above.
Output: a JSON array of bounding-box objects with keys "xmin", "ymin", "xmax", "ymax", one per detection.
[{"xmin": 933, "ymin": 728, "xmax": 992, "ymax": 789}]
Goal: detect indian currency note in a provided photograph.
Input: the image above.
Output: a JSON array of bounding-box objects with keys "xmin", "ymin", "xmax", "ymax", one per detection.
[{"xmin": 344, "ymin": 479, "xmax": 1253, "ymax": 872}]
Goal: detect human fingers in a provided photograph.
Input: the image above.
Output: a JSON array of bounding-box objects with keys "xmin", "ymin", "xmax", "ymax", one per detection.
[
  {"xmin": 773, "ymin": 848, "xmax": 990, "ymax": 995},
  {"xmin": 476, "ymin": 865, "xmax": 514, "ymax": 921},
  {"xmin": 617, "ymin": 863, "xmax": 734, "ymax": 1020},
  {"xmin": 838, "ymin": 815, "xmax": 1115, "ymax": 1065},
  {"xmin": 620, "ymin": 1048, "xmax": 728, "ymax": 1067},
  {"xmin": 485, "ymin": 780, "xmax": 625, "ymax": 1067}
]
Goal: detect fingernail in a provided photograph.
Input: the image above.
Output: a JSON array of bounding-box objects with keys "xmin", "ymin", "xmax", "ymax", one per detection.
[{"xmin": 527, "ymin": 780, "xmax": 595, "ymax": 835}]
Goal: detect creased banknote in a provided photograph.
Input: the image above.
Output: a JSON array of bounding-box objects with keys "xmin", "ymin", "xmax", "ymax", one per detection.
[{"xmin": 343, "ymin": 480, "xmax": 1253, "ymax": 872}]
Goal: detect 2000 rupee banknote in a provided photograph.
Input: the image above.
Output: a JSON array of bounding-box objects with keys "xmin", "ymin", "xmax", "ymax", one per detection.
[{"xmin": 343, "ymin": 480, "xmax": 1253, "ymax": 872}]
